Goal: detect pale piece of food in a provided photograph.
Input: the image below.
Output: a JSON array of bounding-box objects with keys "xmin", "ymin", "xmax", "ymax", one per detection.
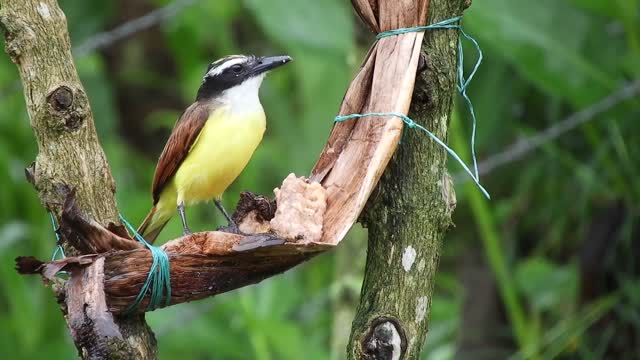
[{"xmin": 270, "ymin": 173, "xmax": 327, "ymax": 243}]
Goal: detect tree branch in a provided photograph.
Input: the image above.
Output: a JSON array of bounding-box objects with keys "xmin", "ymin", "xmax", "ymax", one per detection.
[
  {"xmin": 74, "ymin": 0, "xmax": 199, "ymax": 57},
  {"xmin": 347, "ymin": 0, "xmax": 463, "ymax": 358},
  {"xmin": 467, "ymin": 80, "xmax": 640, "ymax": 179},
  {"xmin": 0, "ymin": 0, "xmax": 155, "ymax": 358}
]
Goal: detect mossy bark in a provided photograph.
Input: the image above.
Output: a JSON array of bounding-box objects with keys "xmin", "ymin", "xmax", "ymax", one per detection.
[
  {"xmin": 0, "ymin": 0, "xmax": 156, "ymax": 358},
  {"xmin": 347, "ymin": 0, "xmax": 463, "ymax": 358}
]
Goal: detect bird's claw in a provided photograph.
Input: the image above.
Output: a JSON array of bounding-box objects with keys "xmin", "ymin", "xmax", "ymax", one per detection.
[{"xmin": 217, "ymin": 222, "xmax": 245, "ymax": 235}]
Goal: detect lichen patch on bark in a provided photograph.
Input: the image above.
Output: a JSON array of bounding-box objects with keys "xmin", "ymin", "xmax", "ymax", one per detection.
[
  {"xmin": 415, "ymin": 296, "xmax": 428, "ymax": 324},
  {"xmin": 36, "ymin": 3, "xmax": 51, "ymax": 20},
  {"xmin": 402, "ymin": 246, "xmax": 417, "ymax": 272}
]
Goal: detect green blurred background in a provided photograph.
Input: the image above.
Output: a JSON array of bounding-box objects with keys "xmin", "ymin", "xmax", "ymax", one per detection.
[{"xmin": 1, "ymin": 0, "xmax": 638, "ymax": 359}]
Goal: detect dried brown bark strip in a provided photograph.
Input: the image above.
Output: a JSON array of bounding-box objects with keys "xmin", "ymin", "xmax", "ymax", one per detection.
[
  {"xmin": 310, "ymin": 0, "xmax": 430, "ymax": 245},
  {"xmin": 66, "ymin": 258, "xmax": 125, "ymax": 359}
]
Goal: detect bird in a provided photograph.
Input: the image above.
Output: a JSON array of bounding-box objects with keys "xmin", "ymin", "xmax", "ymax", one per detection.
[{"xmin": 137, "ymin": 54, "xmax": 292, "ymax": 242}]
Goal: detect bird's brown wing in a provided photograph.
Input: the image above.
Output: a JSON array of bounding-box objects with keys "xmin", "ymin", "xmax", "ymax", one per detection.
[{"xmin": 151, "ymin": 101, "xmax": 211, "ymax": 203}]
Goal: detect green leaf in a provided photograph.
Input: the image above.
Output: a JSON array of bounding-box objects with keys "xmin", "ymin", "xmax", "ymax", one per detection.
[
  {"xmin": 464, "ymin": 0, "xmax": 619, "ymax": 106},
  {"xmin": 564, "ymin": 0, "xmax": 626, "ymax": 20},
  {"xmin": 244, "ymin": 0, "xmax": 354, "ymax": 52},
  {"xmin": 514, "ymin": 257, "xmax": 577, "ymax": 311}
]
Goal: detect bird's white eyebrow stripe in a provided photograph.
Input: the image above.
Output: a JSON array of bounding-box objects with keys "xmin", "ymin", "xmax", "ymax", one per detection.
[{"xmin": 206, "ymin": 57, "xmax": 246, "ymax": 78}]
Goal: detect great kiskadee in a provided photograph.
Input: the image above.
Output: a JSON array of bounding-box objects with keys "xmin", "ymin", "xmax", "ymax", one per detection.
[{"xmin": 137, "ymin": 54, "xmax": 292, "ymax": 242}]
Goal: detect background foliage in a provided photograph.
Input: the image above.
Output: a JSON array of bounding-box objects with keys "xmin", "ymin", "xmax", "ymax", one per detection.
[{"xmin": 0, "ymin": 0, "xmax": 638, "ymax": 359}]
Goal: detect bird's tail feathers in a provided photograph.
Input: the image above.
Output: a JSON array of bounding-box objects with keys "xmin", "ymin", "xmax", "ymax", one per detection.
[{"xmin": 136, "ymin": 206, "xmax": 170, "ymax": 244}]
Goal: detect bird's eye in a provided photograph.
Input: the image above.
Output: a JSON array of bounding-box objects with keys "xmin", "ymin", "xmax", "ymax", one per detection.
[{"xmin": 231, "ymin": 64, "xmax": 243, "ymax": 74}]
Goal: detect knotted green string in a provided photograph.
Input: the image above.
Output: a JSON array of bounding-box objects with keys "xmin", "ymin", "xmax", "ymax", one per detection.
[
  {"xmin": 337, "ymin": 16, "xmax": 490, "ymax": 199},
  {"xmin": 119, "ymin": 214, "xmax": 171, "ymax": 313},
  {"xmin": 47, "ymin": 211, "xmax": 171, "ymax": 312},
  {"xmin": 378, "ymin": 16, "xmax": 482, "ymax": 179}
]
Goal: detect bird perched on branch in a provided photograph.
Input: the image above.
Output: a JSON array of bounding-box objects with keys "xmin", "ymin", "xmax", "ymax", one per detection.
[{"xmin": 137, "ymin": 54, "xmax": 292, "ymax": 242}]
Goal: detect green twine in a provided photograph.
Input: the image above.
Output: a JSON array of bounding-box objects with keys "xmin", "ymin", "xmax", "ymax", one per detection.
[
  {"xmin": 335, "ymin": 112, "xmax": 490, "ymax": 199},
  {"xmin": 376, "ymin": 16, "xmax": 465, "ymax": 38},
  {"xmin": 338, "ymin": 16, "xmax": 490, "ymax": 199},
  {"xmin": 49, "ymin": 211, "xmax": 65, "ymax": 261},
  {"xmin": 47, "ymin": 211, "xmax": 171, "ymax": 311},
  {"xmin": 119, "ymin": 214, "xmax": 171, "ymax": 313}
]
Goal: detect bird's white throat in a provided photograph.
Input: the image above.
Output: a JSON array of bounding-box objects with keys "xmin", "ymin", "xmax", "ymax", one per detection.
[{"xmin": 219, "ymin": 74, "xmax": 265, "ymax": 115}]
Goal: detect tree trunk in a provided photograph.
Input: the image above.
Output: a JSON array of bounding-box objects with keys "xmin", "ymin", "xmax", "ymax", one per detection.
[
  {"xmin": 347, "ymin": 0, "xmax": 463, "ymax": 358},
  {"xmin": 0, "ymin": 0, "xmax": 156, "ymax": 358}
]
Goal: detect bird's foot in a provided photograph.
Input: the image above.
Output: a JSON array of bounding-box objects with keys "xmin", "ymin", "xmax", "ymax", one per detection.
[
  {"xmin": 217, "ymin": 221, "xmax": 245, "ymax": 235},
  {"xmin": 182, "ymin": 227, "xmax": 192, "ymax": 236},
  {"xmin": 233, "ymin": 234, "xmax": 285, "ymax": 252}
]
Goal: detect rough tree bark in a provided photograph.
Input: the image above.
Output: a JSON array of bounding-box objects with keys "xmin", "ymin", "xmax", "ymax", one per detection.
[
  {"xmin": 0, "ymin": 0, "xmax": 156, "ymax": 358},
  {"xmin": 347, "ymin": 0, "xmax": 463, "ymax": 358}
]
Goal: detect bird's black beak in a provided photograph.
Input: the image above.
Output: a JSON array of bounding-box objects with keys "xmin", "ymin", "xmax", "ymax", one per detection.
[{"xmin": 251, "ymin": 55, "xmax": 292, "ymax": 76}]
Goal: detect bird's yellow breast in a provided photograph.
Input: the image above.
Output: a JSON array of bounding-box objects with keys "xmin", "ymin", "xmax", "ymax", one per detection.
[{"xmin": 171, "ymin": 105, "xmax": 266, "ymax": 205}]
